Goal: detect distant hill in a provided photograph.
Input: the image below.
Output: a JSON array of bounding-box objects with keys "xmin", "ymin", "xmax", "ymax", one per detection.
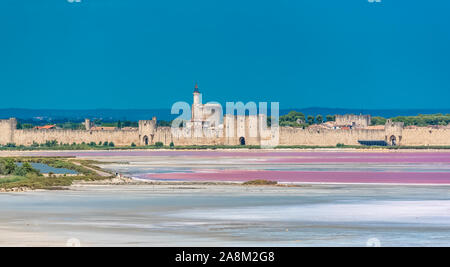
[
  {"xmin": 280, "ymin": 108, "xmax": 450, "ymax": 118},
  {"xmin": 1, "ymin": 108, "xmax": 449, "ymax": 123}
]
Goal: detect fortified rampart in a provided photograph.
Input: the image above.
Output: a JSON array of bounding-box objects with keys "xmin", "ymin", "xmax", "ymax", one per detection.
[
  {"xmin": 402, "ymin": 128, "xmax": 450, "ymax": 146},
  {"xmin": 1, "ymin": 116, "xmax": 450, "ymax": 147},
  {"xmin": 279, "ymin": 128, "xmax": 386, "ymax": 146},
  {"xmin": 12, "ymin": 129, "xmax": 140, "ymax": 146},
  {"xmin": 1, "ymin": 88, "xmax": 450, "ymax": 147}
]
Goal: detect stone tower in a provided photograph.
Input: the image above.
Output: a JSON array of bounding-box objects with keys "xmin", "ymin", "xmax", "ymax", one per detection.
[
  {"xmin": 84, "ymin": 119, "xmax": 92, "ymax": 130},
  {"xmin": 138, "ymin": 117, "xmax": 157, "ymax": 145},
  {"xmin": 0, "ymin": 118, "xmax": 17, "ymax": 145},
  {"xmin": 192, "ymin": 83, "xmax": 202, "ymax": 122},
  {"xmin": 385, "ymin": 120, "xmax": 404, "ymax": 146}
]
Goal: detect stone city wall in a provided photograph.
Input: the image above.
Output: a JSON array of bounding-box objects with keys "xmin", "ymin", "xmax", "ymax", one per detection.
[
  {"xmin": 12, "ymin": 129, "xmax": 140, "ymax": 146},
  {"xmin": 3, "ymin": 118, "xmax": 450, "ymax": 147}
]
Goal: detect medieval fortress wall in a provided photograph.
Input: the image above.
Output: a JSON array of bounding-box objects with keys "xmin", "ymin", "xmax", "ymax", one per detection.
[
  {"xmin": 1, "ymin": 89, "xmax": 450, "ymax": 147},
  {"xmin": 402, "ymin": 128, "xmax": 450, "ymax": 146},
  {"xmin": 12, "ymin": 129, "xmax": 140, "ymax": 147},
  {"xmin": 2, "ymin": 115, "xmax": 450, "ymax": 147},
  {"xmin": 279, "ymin": 128, "xmax": 385, "ymax": 146}
]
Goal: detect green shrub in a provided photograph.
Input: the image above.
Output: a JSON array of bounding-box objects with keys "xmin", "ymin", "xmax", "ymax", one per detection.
[
  {"xmin": 155, "ymin": 142, "xmax": 164, "ymax": 147},
  {"xmin": 14, "ymin": 162, "xmax": 41, "ymax": 177},
  {"xmin": 243, "ymin": 179, "xmax": 278, "ymax": 186},
  {"xmin": 0, "ymin": 176, "xmax": 27, "ymax": 185},
  {"xmin": 0, "ymin": 158, "xmax": 17, "ymax": 175}
]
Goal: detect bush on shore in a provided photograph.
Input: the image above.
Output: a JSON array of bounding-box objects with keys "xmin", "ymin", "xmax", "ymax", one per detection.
[
  {"xmin": 0, "ymin": 157, "xmax": 111, "ymax": 190},
  {"xmin": 242, "ymin": 179, "xmax": 278, "ymax": 186}
]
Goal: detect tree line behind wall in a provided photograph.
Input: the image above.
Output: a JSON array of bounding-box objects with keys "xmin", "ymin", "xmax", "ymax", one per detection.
[
  {"xmin": 14, "ymin": 113, "xmax": 450, "ymax": 130},
  {"xmin": 371, "ymin": 114, "xmax": 450, "ymax": 127}
]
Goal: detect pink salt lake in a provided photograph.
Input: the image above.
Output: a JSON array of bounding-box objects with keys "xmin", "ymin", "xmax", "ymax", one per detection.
[{"xmin": 34, "ymin": 150, "xmax": 450, "ymax": 185}]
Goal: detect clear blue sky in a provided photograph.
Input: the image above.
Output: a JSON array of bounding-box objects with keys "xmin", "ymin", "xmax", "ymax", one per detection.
[{"xmin": 1, "ymin": 0, "xmax": 449, "ymax": 109}]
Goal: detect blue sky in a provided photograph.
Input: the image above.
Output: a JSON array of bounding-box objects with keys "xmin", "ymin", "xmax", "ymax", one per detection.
[{"xmin": 1, "ymin": 0, "xmax": 449, "ymax": 109}]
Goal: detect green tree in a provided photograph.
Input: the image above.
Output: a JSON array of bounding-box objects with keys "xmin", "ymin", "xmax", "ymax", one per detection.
[
  {"xmin": 316, "ymin": 115, "xmax": 324, "ymax": 124},
  {"xmin": 1, "ymin": 158, "xmax": 17, "ymax": 175},
  {"xmin": 371, "ymin": 116, "xmax": 387, "ymax": 125},
  {"xmin": 279, "ymin": 111, "xmax": 306, "ymax": 127},
  {"xmin": 15, "ymin": 162, "xmax": 39, "ymax": 176},
  {"xmin": 326, "ymin": 115, "xmax": 335, "ymax": 122},
  {"xmin": 307, "ymin": 115, "xmax": 315, "ymax": 125}
]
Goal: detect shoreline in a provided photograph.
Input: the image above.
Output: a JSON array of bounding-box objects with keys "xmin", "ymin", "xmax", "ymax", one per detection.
[
  {"xmin": 74, "ymin": 176, "xmax": 450, "ymax": 187},
  {"xmin": 2, "ymin": 147, "xmax": 450, "ymax": 155}
]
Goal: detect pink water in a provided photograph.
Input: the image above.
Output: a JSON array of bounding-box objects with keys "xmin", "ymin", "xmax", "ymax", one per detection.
[
  {"xmin": 37, "ymin": 150, "xmax": 450, "ymax": 163},
  {"xmin": 33, "ymin": 150, "xmax": 450, "ymax": 184},
  {"xmin": 143, "ymin": 170, "xmax": 450, "ymax": 184}
]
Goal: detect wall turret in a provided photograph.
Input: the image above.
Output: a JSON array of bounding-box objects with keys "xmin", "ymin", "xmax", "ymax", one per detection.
[
  {"xmin": 0, "ymin": 118, "xmax": 17, "ymax": 145},
  {"xmin": 84, "ymin": 119, "xmax": 92, "ymax": 130},
  {"xmin": 385, "ymin": 119, "xmax": 404, "ymax": 146},
  {"xmin": 139, "ymin": 117, "xmax": 157, "ymax": 145}
]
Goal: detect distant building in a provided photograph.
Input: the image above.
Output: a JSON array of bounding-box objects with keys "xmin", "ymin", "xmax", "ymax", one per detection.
[
  {"xmin": 34, "ymin": 125, "xmax": 57, "ymax": 130},
  {"xmin": 335, "ymin": 114, "xmax": 371, "ymax": 128}
]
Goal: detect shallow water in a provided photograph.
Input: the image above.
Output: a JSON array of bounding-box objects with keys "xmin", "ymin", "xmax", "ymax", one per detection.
[
  {"xmin": 69, "ymin": 150, "xmax": 450, "ymax": 184},
  {"xmin": 0, "ymin": 184, "xmax": 449, "ymax": 246},
  {"xmin": 16, "ymin": 163, "xmax": 77, "ymax": 174},
  {"xmin": 1, "ymin": 150, "xmax": 450, "ymax": 246}
]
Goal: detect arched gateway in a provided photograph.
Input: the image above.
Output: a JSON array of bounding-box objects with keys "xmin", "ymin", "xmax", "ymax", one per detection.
[{"xmin": 239, "ymin": 137, "xmax": 246, "ymax": 145}]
